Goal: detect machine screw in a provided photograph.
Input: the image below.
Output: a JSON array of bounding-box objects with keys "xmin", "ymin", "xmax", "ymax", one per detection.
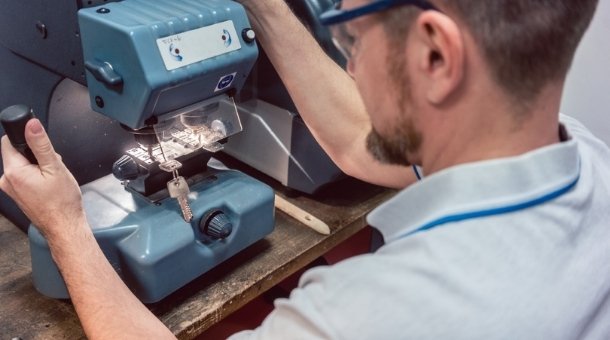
[
  {"xmin": 35, "ymin": 21, "xmax": 48, "ymax": 39},
  {"xmin": 96, "ymin": 8, "xmax": 111, "ymax": 14},
  {"xmin": 95, "ymin": 96, "xmax": 105, "ymax": 108}
]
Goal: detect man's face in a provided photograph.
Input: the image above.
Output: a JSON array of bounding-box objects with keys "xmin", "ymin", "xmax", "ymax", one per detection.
[{"xmin": 343, "ymin": 0, "xmax": 422, "ymax": 166}]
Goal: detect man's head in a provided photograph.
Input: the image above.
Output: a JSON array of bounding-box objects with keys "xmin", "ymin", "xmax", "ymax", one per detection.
[
  {"xmin": 323, "ymin": 0, "xmax": 598, "ymax": 170},
  {"xmin": 385, "ymin": 0, "xmax": 600, "ymax": 104}
]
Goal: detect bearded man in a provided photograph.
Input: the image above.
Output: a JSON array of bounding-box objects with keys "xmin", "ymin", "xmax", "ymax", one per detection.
[{"xmin": 2, "ymin": 0, "xmax": 608, "ymax": 338}]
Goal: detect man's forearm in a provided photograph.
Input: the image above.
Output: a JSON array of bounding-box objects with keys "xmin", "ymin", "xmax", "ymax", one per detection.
[
  {"xmin": 244, "ymin": 1, "xmax": 367, "ymax": 155},
  {"xmin": 48, "ymin": 218, "xmax": 175, "ymax": 340},
  {"xmin": 241, "ymin": 1, "xmax": 414, "ymax": 188}
]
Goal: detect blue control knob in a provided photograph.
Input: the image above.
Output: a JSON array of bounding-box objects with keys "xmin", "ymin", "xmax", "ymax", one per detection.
[{"xmin": 201, "ymin": 211, "xmax": 233, "ymax": 240}]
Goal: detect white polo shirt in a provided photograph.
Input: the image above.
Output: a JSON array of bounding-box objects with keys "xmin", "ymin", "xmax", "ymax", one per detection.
[{"xmin": 232, "ymin": 114, "xmax": 610, "ymax": 339}]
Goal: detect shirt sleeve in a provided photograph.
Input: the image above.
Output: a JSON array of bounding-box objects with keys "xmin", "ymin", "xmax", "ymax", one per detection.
[{"xmin": 228, "ymin": 272, "xmax": 340, "ymax": 340}]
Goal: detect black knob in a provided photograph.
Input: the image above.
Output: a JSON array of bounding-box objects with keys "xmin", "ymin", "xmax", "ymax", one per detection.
[
  {"xmin": 0, "ymin": 105, "xmax": 37, "ymax": 164},
  {"xmin": 112, "ymin": 155, "xmax": 141, "ymax": 180},
  {"xmin": 201, "ymin": 211, "xmax": 233, "ymax": 240}
]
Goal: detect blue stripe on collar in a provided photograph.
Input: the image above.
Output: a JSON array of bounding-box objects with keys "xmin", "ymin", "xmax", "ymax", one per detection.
[
  {"xmin": 397, "ymin": 167, "xmax": 580, "ymax": 240},
  {"xmin": 367, "ymin": 133, "xmax": 580, "ymax": 244}
]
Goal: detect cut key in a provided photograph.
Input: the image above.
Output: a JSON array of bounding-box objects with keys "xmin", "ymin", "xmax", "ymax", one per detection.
[{"xmin": 167, "ymin": 176, "xmax": 193, "ymax": 222}]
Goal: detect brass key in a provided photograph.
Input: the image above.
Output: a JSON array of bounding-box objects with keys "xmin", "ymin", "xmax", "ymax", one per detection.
[{"xmin": 167, "ymin": 176, "xmax": 193, "ymax": 222}]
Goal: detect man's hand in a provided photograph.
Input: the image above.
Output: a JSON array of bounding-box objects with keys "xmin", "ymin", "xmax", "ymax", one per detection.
[
  {"xmin": 0, "ymin": 118, "xmax": 85, "ymax": 239},
  {"xmin": 0, "ymin": 119, "xmax": 176, "ymax": 339},
  {"xmin": 234, "ymin": 0, "xmax": 284, "ymax": 31},
  {"xmin": 234, "ymin": 0, "xmax": 276, "ymax": 9}
]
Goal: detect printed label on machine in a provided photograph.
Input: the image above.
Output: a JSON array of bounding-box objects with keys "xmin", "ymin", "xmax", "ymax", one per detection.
[{"xmin": 156, "ymin": 20, "xmax": 242, "ymax": 71}]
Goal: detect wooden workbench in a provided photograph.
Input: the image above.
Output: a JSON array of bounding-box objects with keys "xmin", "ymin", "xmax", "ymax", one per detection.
[{"xmin": 0, "ymin": 178, "xmax": 394, "ymax": 339}]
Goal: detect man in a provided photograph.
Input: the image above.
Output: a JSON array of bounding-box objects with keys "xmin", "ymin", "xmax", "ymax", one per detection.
[{"xmin": 2, "ymin": 0, "xmax": 608, "ymax": 338}]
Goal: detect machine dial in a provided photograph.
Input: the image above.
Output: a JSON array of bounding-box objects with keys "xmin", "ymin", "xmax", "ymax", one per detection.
[{"xmin": 200, "ymin": 211, "xmax": 233, "ymax": 240}]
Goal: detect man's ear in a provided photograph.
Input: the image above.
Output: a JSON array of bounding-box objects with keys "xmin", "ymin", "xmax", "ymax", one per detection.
[{"xmin": 411, "ymin": 12, "xmax": 465, "ymax": 105}]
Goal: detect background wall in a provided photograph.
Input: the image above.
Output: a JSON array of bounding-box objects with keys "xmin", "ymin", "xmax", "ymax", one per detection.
[{"xmin": 561, "ymin": 0, "xmax": 610, "ymax": 145}]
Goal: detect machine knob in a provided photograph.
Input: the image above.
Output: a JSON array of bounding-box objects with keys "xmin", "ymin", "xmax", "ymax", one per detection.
[
  {"xmin": 112, "ymin": 155, "xmax": 141, "ymax": 180},
  {"xmin": 85, "ymin": 60, "xmax": 123, "ymax": 87},
  {"xmin": 242, "ymin": 28, "xmax": 256, "ymax": 43},
  {"xmin": 0, "ymin": 105, "xmax": 37, "ymax": 164},
  {"xmin": 201, "ymin": 211, "xmax": 233, "ymax": 240}
]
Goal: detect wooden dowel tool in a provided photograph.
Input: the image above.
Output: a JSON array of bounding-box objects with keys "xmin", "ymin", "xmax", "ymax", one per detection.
[{"xmin": 274, "ymin": 194, "xmax": 331, "ymax": 235}]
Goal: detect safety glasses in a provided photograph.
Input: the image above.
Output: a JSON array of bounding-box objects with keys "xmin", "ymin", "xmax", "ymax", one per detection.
[{"xmin": 320, "ymin": 0, "xmax": 439, "ymax": 60}]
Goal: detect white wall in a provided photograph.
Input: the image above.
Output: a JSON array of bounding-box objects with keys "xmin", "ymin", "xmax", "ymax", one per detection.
[{"xmin": 561, "ymin": 0, "xmax": 610, "ymax": 145}]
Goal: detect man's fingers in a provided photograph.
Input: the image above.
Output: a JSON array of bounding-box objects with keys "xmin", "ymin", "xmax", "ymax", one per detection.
[
  {"xmin": 0, "ymin": 135, "xmax": 30, "ymax": 168},
  {"xmin": 24, "ymin": 119, "xmax": 58, "ymax": 168}
]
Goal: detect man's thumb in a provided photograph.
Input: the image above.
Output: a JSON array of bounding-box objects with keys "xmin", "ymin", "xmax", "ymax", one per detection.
[{"xmin": 24, "ymin": 119, "xmax": 58, "ymax": 167}]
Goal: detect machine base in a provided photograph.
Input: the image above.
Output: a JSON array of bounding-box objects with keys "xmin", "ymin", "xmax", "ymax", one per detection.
[{"xmin": 29, "ymin": 169, "xmax": 275, "ymax": 303}]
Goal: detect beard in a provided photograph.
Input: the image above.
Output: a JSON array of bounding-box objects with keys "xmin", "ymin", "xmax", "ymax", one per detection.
[
  {"xmin": 366, "ymin": 117, "xmax": 422, "ymax": 166},
  {"xmin": 365, "ymin": 38, "xmax": 422, "ymax": 166}
]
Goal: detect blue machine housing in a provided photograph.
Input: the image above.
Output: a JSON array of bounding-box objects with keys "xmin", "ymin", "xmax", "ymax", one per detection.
[
  {"xmin": 78, "ymin": 0, "xmax": 258, "ymax": 128},
  {"xmin": 29, "ymin": 170, "xmax": 275, "ymax": 303},
  {"xmin": 26, "ymin": 0, "xmax": 275, "ymax": 303}
]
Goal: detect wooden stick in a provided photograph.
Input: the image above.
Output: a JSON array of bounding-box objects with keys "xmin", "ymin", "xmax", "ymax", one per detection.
[{"xmin": 274, "ymin": 194, "xmax": 331, "ymax": 235}]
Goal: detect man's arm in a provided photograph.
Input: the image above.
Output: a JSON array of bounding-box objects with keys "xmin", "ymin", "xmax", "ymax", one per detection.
[
  {"xmin": 0, "ymin": 120, "xmax": 175, "ymax": 340},
  {"xmin": 240, "ymin": 0, "xmax": 415, "ymax": 189}
]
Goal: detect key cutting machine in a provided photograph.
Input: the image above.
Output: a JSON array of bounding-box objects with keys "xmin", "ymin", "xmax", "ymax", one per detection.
[{"xmin": 0, "ymin": 0, "xmax": 275, "ymax": 303}]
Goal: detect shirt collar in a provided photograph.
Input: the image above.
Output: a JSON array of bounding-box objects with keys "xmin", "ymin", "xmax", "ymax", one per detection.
[{"xmin": 367, "ymin": 128, "xmax": 580, "ymax": 244}]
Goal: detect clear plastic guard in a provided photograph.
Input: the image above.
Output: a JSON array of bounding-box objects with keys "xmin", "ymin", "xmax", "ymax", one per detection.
[{"xmin": 153, "ymin": 95, "xmax": 243, "ymax": 162}]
